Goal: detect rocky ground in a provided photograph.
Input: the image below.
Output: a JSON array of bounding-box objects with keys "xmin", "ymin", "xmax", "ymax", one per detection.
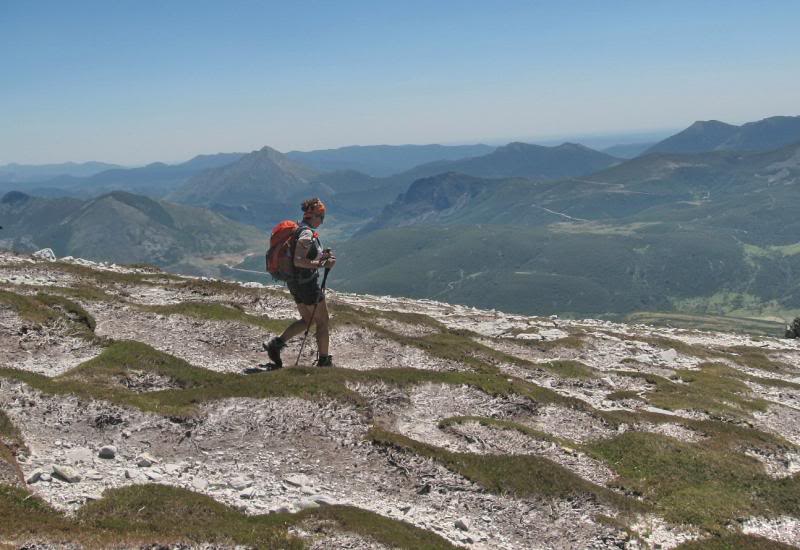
[{"xmin": 1, "ymin": 250, "xmax": 799, "ymax": 549}]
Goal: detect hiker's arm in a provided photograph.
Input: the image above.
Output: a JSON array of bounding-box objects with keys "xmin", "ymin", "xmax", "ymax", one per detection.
[{"xmin": 293, "ymin": 238, "xmax": 327, "ymax": 269}]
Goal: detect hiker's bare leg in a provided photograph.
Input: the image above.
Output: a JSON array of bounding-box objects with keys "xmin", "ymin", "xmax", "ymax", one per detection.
[
  {"xmin": 313, "ymin": 298, "xmax": 330, "ymax": 356},
  {"xmin": 280, "ymin": 304, "xmax": 315, "ymax": 341}
]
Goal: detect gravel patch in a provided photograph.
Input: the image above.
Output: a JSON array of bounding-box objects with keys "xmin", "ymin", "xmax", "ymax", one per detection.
[
  {"xmin": 0, "ymin": 307, "xmax": 104, "ymax": 376},
  {"xmin": 329, "ymin": 326, "xmax": 467, "ymax": 372},
  {"xmin": 371, "ymin": 316, "xmax": 440, "ymax": 337},
  {"xmin": 518, "ymin": 405, "xmax": 614, "ymax": 444},
  {"xmin": 346, "ymin": 381, "xmax": 410, "ymax": 417},
  {"xmin": 752, "ymin": 405, "xmax": 800, "ymax": 447},
  {"xmin": 390, "ymin": 383, "xmax": 537, "ymax": 447},
  {"xmin": 4, "ymin": 252, "xmax": 799, "ymax": 548},
  {"xmin": 118, "ymin": 370, "xmax": 181, "ymax": 393},
  {"xmin": 741, "ymin": 515, "xmax": 800, "ymax": 548},
  {"xmin": 0, "ymin": 380, "xmax": 626, "ymax": 549},
  {"xmin": 0, "ymin": 266, "xmax": 81, "ymax": 288},
  {"xmin": 635, "ymin": 422, "xmax": 707, "ymax": 443},
  {"xmin": 627, "ymin": 514, "xmax": 701, "ymax": 549},
  {"xmin": 744, "ymin": 447, "xmax": 800, "ymax": 479},
  {"xmin": 743, "ymin": 379, "xmax": 800, "ymax": 411},
  {"xmin": 90, "ymin": 302, "xmax": 269, "ymax": 373}
]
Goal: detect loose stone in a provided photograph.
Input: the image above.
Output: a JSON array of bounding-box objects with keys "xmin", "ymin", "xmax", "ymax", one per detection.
[
  {"xmin": 52, "ymin": 465, "xmax": 81, "ymax": 483},
  {"xmin": 98, "ymin": 446, "xmax": 117, "ymax": 459}
]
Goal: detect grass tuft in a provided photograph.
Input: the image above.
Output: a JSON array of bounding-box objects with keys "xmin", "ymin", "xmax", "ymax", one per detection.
[
  {"xmin": 536, "ymin": 360, "xmax": 598, "ymax": 379},
  {"xmin": 0, "ymin": 290, "xmax": 97, "ymax": 340},
  {"xmin": 605, "ymin": 390, "xmax": 644, "ymax": 402},
  {"xmin": 675, "ymin": 534, "xmax": 797, "ymax": 549},
  {"xmin": 139, "ymin": 301, "xmax": 290, "ymax": 333},
  {"xmin": 77, "ymin": 484, "xmax": 298, "ymax": 547},
  {"xmin": 585, "ymin": 431, "xmax": 800, "ymax": 531},
  {"xmin": 0, "ymin": 482, "xmax": 456, "ymax": 549},
  {"xmin": 612, "ymin": 364, "xmax": 767, "ymax": 417},
  {"xmin": 35, "ymin": 293, "xmax": 96, "ymax": 331},
  {"xmin": 368, "ymin": 427, "xmax": 639, "ymax": 512},
  {"xmin": 725, "ymin": 346, "xmax": 796, "ymax": 374},
  {"xmin": 0, "ymin": 411, "xmax": 22, "ymax": 449},
  {"xmin": 296, "ymin": 505, "xmax": 458, "ymax": 549},
  {"xmin": 0, "ymin": 342, "xmax": 586, "ymax": 418}
]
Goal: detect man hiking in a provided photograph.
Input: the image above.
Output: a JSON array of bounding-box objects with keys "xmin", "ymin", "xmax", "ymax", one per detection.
[{"xmin": 264, "ymin": 197, "xmax": 336, "ymax": 368}]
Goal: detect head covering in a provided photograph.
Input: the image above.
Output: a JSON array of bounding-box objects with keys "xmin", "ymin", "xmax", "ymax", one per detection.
[{"xmin": 302, "ymin": 198, "xmax": 326, "ymax": 219}]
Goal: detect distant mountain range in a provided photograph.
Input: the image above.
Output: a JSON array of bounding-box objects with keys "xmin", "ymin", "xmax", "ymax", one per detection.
[
  {"xmin": 644, "ymin": 115, "xmax": 800, "ymax": 155},
  {"xmin": 323, "ymin": 140, "xmax": 800, "ymax": 317},
  {"xmin": 0, "ymin": 161, "xmax": 122, "ymax": 182},
  {"xmin": 160, "ymin": 141, "xmax": 619, "ymax": 231},
  {"xmin": 363, "ymin": 141, "xmax": 800, "ymax": 238},
  {"xmin": 317, "ymin": 141, "xmax": 623, "ymax": 216},
  {"xmin": 6, "ymin": 113, "xmax": 800, "ymax": 319},
  {"xmin": 0, "ymin": 190, "xmax": 262, "ymax": 274},
  {"xmin": 0, "ymin": 153, "xmax": 245, "ymax": 199},
  {"xmin": 286, "ymin": 144, "xmax": 495, "ymax": 176},
  {"xmin": 397, "ymin": 142, "xmax": 620, "ymax": 180}
]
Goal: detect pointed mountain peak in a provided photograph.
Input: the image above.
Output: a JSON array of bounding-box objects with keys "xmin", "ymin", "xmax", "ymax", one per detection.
[
  {"xmin": 254, "ymin": 145, "xmax": 286, "ymax": 158},
  {"xmin": 687, "ymin": 120, "xmax": 736, "ymax": 131}
]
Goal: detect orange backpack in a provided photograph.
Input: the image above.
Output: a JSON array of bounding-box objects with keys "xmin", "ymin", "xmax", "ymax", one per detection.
[{"xmin": 265, "ymin": 220, "xmax": 304, "ymax": 281}]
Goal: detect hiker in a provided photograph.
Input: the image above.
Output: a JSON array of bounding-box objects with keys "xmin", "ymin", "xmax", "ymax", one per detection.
[{"xmin": 264, "ymin": 197, "xmax": 336, "ymax": 367}]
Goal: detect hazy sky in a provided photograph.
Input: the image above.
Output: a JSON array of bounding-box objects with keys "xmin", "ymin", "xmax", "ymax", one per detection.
[{"xmin": 2, "ymin": 0, "xmax": 799, "ymax": 165}]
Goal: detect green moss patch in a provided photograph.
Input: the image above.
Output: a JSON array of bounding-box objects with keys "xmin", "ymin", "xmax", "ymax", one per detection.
[
  {"xmin": 612, "ymin": 364, "xmax": 767, "ymax": 417},
  {"xmin": 172, "ymin": 278, "xmax": 266, "ymax": 298},
  {"xmin": 618, "ymin": 334, "xmax": 796, "ymax": 375},
  {"xmin": 35, "ymin": 293, "xmax": 96, "ymax": 331},
  {"xmin": 0, "ymin": 485, "xmax": 79, "ymax": 543},
  {"xmin": 586, "ymin": 431, "xmax": 800, "ymax": 531},
  {"xmin": 53, "ymin": 261, "xmax": 184, "ymax": 286},
  {"xmin": 139, "ymin": 301, "xmax": 290, "ymax": 333},
  {"xmin": 0, "ymin": 411, "xmax": 22, "ymax": 449},
  {"xmin": 725, "ymin": 346, "xmax": 797, "ymax": 374},
  {"xmin": 536, "ymin": 360, "xmax": 598, "ymax": 379},
  {"xmin": 0, "ymin": 340, "xmax": 580, "ymax": 417},
  {"xmin": 601, "ymin": 408, "xmax": 792, "ymax": 459},
  {"xmin": 0, "ymin": 483, "xmax": 456, "ymax": 549},
  {"xmin": 0, "ymin": 290, "xmax": 97, "ymax": 339},
  {"xmin": 0, "ymin": 412, "xmax": 24, "ymax": 483},
  {"xmin": 50, "ymin": 284, "xmax": 117, "ymax": 303},
  {"xmin": 0, "ymin": 289, "xmax": 62, "ymax": 326},
  {"xmin": 368, "ymin": 427, "xmax": 637, "ymax": 512},
  {"xmin": 297, "ymin": 505, "xmax": 458, "ymax": 549},
  {"xmin": 675, "ymin": 534, "xmax": 797, "ymax": 549},
  {"xmin": 605, "ymin": 390, "xmax": 645, "ymax": 402},
  {"xmin": 77, "ymin": 484, "xmax": 298, "ymax": 547}
]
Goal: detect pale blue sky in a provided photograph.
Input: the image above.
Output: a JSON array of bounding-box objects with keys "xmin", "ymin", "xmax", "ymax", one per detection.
[{"xmin": 2, "ymin": 1, "xmax": 799, "ymax": 164}]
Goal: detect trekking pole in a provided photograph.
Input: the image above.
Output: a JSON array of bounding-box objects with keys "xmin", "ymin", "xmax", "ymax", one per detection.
[{"xmin": 295, "ymin": 267, "xmax": 331, "ymax": 366}]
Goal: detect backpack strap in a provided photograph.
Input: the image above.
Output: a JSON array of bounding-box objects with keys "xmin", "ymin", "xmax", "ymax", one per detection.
[{"xmin": 290, "ymin": 222, "xmax": 318, "ymax": 283}]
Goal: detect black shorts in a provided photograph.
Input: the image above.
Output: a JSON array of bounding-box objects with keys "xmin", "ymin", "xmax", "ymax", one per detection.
[{"xmin": 287, "ymin": 276, "xmax": 323, "ymax": 305}]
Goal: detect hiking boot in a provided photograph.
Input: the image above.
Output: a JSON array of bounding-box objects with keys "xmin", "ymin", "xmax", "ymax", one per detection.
[
  {"xmin": 316, "ymin": 355, "xmax": 333, "ymax": 367},
  {"xmin": 263, "ymin": 337, "xmax": 286, "ymax": 368}
]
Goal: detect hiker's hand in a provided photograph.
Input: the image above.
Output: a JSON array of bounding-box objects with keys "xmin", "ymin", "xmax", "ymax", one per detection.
[{"xmin": 322, "ymin": 255, "xmax": 336, "ymax": 269}]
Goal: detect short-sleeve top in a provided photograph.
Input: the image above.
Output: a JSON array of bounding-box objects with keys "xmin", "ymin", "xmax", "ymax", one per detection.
[{"xmin": 294, "ymin": 220, "xmax": 323, "ymax": 281}]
